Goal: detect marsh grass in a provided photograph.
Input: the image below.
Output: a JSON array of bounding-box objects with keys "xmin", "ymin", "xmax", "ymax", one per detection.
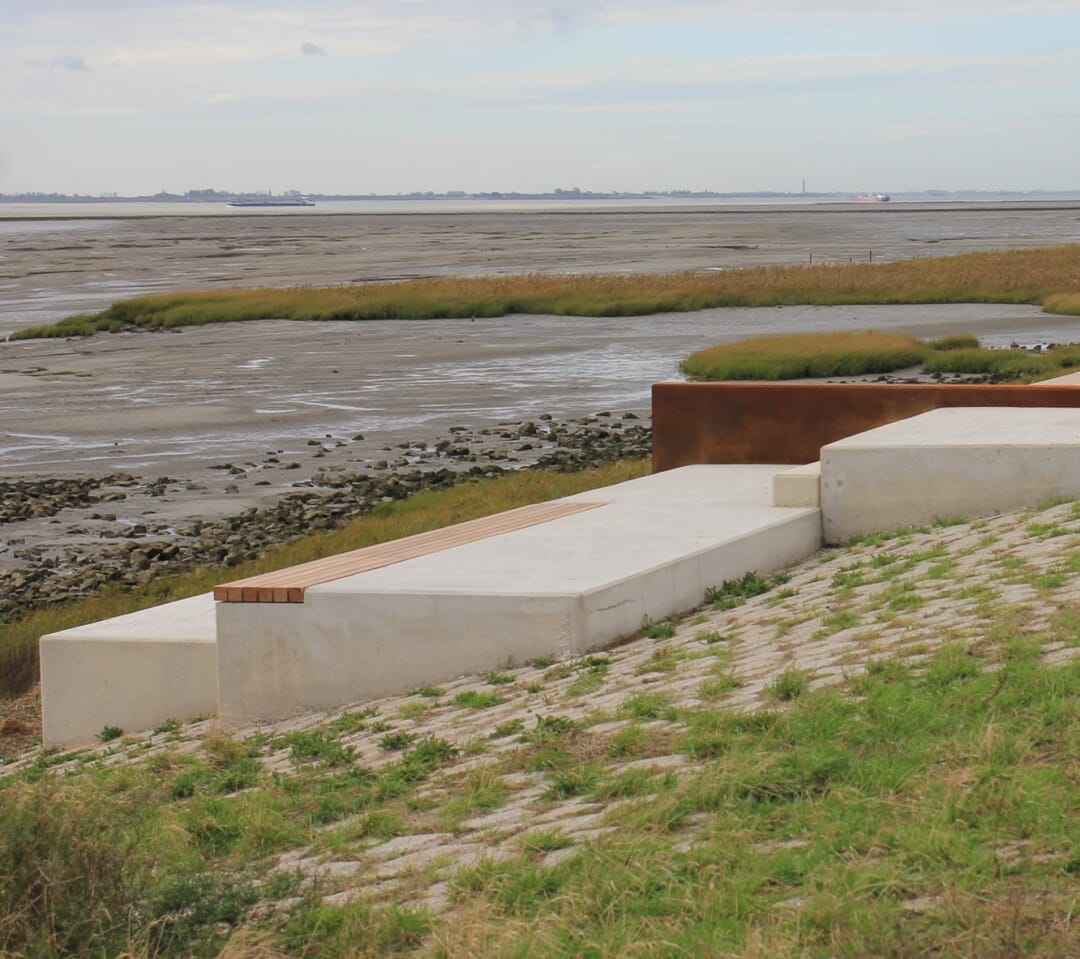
[
  {"xmin": 683, "ymin": 330, "xmax": 1080, "ymax": 382},
  {"xmin": 921, "ymin": 343, "xmax": 1080, "ymax": 380},
  {"xmin": 682, "ymin": 330, "xmax": 928, "ymax": 381},
  {"xmin": 0, "ymin": 459, "xmax": 648, "ymax": 701},
  {"xmin": 11, "ymin": 244, "xmax": 1080, "ymax": 341}
]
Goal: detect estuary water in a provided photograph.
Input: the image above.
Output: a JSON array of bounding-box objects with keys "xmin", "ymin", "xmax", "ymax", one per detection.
[{"xmin": 0, "ymin": 200, "xmax": 1078, "ymax": 476}]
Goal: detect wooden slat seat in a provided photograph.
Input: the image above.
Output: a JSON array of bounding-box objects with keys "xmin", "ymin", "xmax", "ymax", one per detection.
[{"xmin": 214, "ymin": 500, "xmax": 604, "ymax": 604}]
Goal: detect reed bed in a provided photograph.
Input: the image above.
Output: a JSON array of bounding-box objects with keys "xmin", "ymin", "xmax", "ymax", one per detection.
[
  {"xmin": 921, "ymin": 344, "xmax": 1080, "ymax": 379},
  {"xmin": 681, "ymin": 331, "xmax": 927, "ymax": 381},
  {"xmin": 10, "ymin": 245, "xmax": 1080, "ymax": 340},
  {"xmin": 682, "ymin": 330, "xmax": 1080, "ymax": 382}
]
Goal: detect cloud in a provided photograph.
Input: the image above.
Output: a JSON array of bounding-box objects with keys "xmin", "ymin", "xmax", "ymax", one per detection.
[
  {"xmin": 301, "ymin": 41, "xmax": 326, "ymax": 55},
  {"xmin": 516, "ymin": 4, "xmax": 604, "ymax": 35},
  {"xmin": 53, "ymin": 54, "xmax": 88, "ymax": 71}
]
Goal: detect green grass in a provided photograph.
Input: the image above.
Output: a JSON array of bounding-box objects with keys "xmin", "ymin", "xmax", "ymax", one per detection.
[
  {"xmin": 766, "ymin": 668, "xmax": 814, "ymax": 702},
  {"xmin": 0, "ymin": 734, "xmax": 460, "ymax": 957},
  {"xmin": 640, "ymin": 620, "xmax": 676, "ymax": 640},
  {"xmin": 440, "ymin": 649, "xmax": 1077, "ymax": 957},
  {"xmin": 0, "ymin": 459, "xmax": 649, "ymax": 700},
  {"xmin": 452, "ymin": 690, "xmax": 505, "ymax": 710},
  {"xmin": 682, "ymin": 330, "xmax": 929, "ymax": 380},
  {"xmin": 921, "ymin": 343, "xmax": 1080, "ymax": 380},
  {"xmin": 11, "ymin": 244, "xmax": 1080, "ymax": 341},
  {"xmin": 706, "ymin": 570, "xmax": 784, "ymax": 610},
  {"xmin": 2, "ymin": 525, "xmax": 1080, "ymax": 955},
  {"xmin": 682, "ymin": 329, "xmax": 1080, "ymax": 382}
]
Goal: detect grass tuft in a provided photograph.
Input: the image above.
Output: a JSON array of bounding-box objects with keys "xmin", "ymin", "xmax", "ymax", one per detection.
[{"xmin": 682, "ymin": 330, "xmax": 927, "ymax": 380}]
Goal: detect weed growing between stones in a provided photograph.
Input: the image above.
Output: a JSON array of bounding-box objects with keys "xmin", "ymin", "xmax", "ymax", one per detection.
[
  {"xmin": 706, "ymin": 570, "xmax": 788, "ymax": 610},
  {"xmin": 453, "ymin": 691, "xmax": 505, "ymax": 710}
]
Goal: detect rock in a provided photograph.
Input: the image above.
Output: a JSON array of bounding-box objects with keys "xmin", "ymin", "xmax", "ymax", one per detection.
[{"xmin": 0, "ymin": 412, "xmax": 652, "ymax": 619}]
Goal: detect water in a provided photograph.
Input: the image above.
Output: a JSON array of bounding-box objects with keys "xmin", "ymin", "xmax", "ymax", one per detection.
[
  {"xmin": 2, "ymin": 201, "xmax": 1079, "ymax": 473},
  {"xmin": 2, "ymin": 303, "xmax": 1069, "ymax": 475},
  {"xmin": 3, "ymin": 199, "xmax": 1080, "ymax": 338}
]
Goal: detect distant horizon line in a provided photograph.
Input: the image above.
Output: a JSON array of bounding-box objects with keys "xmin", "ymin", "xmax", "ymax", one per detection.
[{"xmin": 5, "ymin": 186, "xmax": 1080, "ymax": 203}]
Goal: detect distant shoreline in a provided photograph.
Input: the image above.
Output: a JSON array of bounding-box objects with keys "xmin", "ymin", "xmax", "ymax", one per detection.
[
  {"xmin": 5, "ymin": 197, "xmax": 1080, "ymax": 226},
  {"xmin": 7, "ymin": 188, "xmax": 1080, "ymax": 204}
]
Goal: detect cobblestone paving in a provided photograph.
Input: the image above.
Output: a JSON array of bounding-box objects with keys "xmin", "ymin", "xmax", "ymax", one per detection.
[{"xmin": 6, "ymin": 499, "xmax": 1080, "ymax": 921}]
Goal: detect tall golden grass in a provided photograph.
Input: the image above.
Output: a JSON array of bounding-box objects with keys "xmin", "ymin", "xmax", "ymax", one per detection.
[{"xmin": 11, "ymin": 245, "xmax": 1080, "ymax": 339}]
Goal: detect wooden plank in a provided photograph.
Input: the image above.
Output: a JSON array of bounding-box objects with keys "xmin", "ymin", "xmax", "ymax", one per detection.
[{"xmin": 214, "ymin": 500, "xmax": 605, "ymax": 604}]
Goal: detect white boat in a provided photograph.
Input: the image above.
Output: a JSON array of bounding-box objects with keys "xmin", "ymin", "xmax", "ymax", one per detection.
[{"xmin": 852, "ymin": 192, "xmax": 890, "ymax": 204}]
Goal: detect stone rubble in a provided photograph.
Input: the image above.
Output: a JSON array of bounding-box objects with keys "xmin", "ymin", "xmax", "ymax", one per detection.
[{"xmin": 0, "ymin": 413, "xmax": 650, "ymax": 620}]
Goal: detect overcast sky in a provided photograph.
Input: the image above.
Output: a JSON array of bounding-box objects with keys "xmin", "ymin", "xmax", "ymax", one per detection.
[{"xmin": 4, "ymin": 0, "xmax": 1080, "ymax": 195}]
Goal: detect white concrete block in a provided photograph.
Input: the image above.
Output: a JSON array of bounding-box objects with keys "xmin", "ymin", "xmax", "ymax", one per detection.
[
  {"xmin": 820, "ymin": 407, "xmax": 1080, "ymax": 545},
  {"xmin": 40, "ymin": 593, "xmax": 218, "ymax": 748},
  {"xmin": 217, "ymin": 466, "xmax": 823, "ymax": 725},
  {"xmin": 1034, "ymin": 372, "xmax": 1080, "ymax": 386},
  {"xmin": 773, "ymin": 462, "xmax": 821, "ymax": 508}
]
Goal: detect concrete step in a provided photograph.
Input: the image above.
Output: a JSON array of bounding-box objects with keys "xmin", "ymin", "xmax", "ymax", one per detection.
[
  {"xmin": 773, "ymin": 462, "xmax": 821, "ymax": 508},
  {"xmin": 40, "ymin": 593, "xmax": 218, "ymax": 748},
  {"xmin": 820, "ymin": 406, "xmax": 1080, "ymax": 544}
]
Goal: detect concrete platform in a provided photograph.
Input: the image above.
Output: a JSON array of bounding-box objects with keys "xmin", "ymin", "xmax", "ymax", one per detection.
[
  {"xmin": 216, "ymin": 465, "xmax": 823, "ymax": 725},
  {"xmin": 39, "ymin": 465, "xmax": 823, "ymax": 744},
  {"xmin": 40, "ymin": 593, "xmax": 218, "ymax": 748},
  {"xmin": 820, "ymin": 407, "xmax": 1080, "ymax": 544},
  {"xmin": 44, "ymin": 401, "xmax": 1080, "ymax": 745}
]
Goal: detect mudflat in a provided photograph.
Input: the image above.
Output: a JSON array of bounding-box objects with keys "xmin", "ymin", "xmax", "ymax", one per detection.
[
  {"xmin": 1, "ymin": 204, "xmax": 1078, "ymax": 598},
  {"xmin": 6, "ymin": 203, "xmax": 1080, "ymax": 332}
]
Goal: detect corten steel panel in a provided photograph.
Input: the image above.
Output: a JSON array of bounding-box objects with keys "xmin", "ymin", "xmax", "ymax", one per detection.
[{"xmin": 652, "ymin": 383, "xmax": 1080, "ymax": 470}]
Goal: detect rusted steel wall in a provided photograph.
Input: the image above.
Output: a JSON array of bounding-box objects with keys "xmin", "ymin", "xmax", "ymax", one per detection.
[{"xmin": 652, "ymin": 383, "xmax": 1080, "ymax": 470}]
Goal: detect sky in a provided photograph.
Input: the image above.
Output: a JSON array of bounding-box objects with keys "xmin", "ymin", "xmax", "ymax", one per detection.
[{"xmin": 4, "ymin": 0, "xmax": 1080, "ymax": 196}]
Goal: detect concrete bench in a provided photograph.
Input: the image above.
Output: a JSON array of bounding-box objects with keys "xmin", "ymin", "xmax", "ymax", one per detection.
[
  {"xmin": 38, "ymin": 503, "xmax": 602, "ymax": 747},
  {"xmin": 41, "ymin": 471, "xmax": 822, "ymax": 743},
  {"xmin": 214, "ymin": 465, "xmax": 823, "ymax": 727}
]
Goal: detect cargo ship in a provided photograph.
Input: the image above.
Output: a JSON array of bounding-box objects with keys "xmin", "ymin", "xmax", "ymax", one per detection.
[{"xmin": 852, "ymin": 192, "xmax": 890, "ymax": 204}]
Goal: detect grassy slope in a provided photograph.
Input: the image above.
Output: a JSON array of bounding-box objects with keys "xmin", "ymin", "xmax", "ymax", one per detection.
[
  {"xmin": 2, "ymin": 493, "xmax": 1079, "ymax": 958},
  {"xmin": 10, "ymin": 244, "xmax": 1080, "ymax": 340}
]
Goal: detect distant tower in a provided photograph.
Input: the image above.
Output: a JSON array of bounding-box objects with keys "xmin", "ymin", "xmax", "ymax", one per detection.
[{"xmin": 801, "ymin": 178, "xmax": 806, "ymax": 195}]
